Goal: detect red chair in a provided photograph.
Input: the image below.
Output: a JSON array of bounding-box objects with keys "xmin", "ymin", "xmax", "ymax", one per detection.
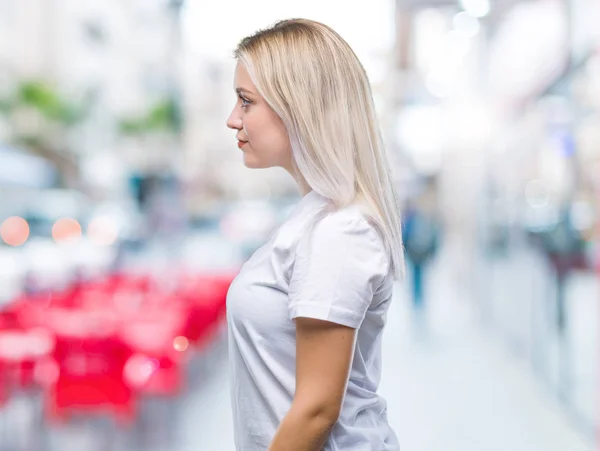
[
  {"xmin": 47, "ymin": 340, "xmax": 135, "ymax": 424},
  {"xmin": 180, "ymin": 274, "xmax": 232, "ymax": 347},
  {"xmin": 124, "ymin": 353, "xmax": 185, "ymax": 397},
  {"xmin": 120, "ymin": 308, "xmax": 188, "ymax": 397},
  {"xmin": 0, "ymin": 327, "xmax": 55, "ymax": 390},
  {"xmin": 44, "ymin": 309, "xmax": 136, "ymax": 425}
]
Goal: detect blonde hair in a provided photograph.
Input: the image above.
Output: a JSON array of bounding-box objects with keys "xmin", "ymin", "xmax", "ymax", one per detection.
[{"xmin": 235, "ymin": 19, "xmax": 405, "ymax": 279}]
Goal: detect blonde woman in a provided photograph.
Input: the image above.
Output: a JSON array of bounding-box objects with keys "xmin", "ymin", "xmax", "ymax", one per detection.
[{"xmin": 225, "ymin": 19, "xmax": 403, "ymax": 451}]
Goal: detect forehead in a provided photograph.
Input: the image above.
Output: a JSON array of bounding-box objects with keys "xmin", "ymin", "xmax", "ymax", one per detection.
[{"xmin": 234, "ymin": 62, "xmax": 256, "ymax": 92}]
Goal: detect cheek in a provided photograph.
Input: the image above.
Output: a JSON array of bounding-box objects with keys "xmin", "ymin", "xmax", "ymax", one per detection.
[
  {"xmin": 267, "ymin": 128, "xmax": 290, "ymax": 152},
  {"xmin": 244, "ymin": 109, "xmax": 291, "ymax": 163},
  {"xmin": 248, "ymin": 119, "xmax": 289, "ymax": 150},
  {"xmin": 243, "ymin": 117, "xmax": 262, "ymax": 144},
  {"xmin": 266, "ymin": 116, "xmax": 291, "ymax": 154}
]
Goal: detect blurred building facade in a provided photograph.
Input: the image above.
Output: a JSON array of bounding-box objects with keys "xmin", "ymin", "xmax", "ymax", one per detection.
[{"xmin": 0, "ymin": 0, "xmax": 183, "ymax": 199}]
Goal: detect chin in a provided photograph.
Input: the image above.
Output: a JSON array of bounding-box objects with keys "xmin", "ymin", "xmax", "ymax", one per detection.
[
  {"xmin": 243, "ymin": 158, "xmax": 261, "ymax": 169},
  {"xmin": 243, "ymin": 156, "xmax": 272, "ymax": 169}
]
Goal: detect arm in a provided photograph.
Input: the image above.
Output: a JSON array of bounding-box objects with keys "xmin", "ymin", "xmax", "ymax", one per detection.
[{"xmin": 268, "ymin": 317, "xmax": 356, "ymax": 451}]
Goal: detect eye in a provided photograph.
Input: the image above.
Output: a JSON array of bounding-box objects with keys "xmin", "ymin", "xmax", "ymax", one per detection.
[{"xmin": 239, "ymin": 95, "xmax": 252, "ymax": 108}]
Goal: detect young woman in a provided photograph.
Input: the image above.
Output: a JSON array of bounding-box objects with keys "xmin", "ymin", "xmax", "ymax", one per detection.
[{"xmin": 225, "ymin": 18, "xmax": 404, "ymax": 451}]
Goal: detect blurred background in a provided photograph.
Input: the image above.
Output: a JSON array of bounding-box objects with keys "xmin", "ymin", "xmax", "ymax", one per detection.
[{"xmin": 0, "ymin": 0, "xmax": 599, "ymax": 450}]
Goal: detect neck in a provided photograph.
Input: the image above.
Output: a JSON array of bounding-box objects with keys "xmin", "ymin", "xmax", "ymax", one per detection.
[
  {"xmin": 284, "ymin": 165, "xmax": 311, "ymax": 196},
  {"xmin": 297, "ymin": 179, "xmax": 312, "ymax": 196}
]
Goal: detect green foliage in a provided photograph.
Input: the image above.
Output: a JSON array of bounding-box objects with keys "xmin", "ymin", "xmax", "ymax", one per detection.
[
  {"xmin": 0, "ymin": 81, "xmax": 84, "ymax": 179},
  {"xmin": 17, "ymin": 81, "xmax": 83, "ymax": 125},
  {"xmin": 119, "ymin": 97, "xmax": 181, "ymax": 135},
  {"xmin": 0, "ymin": 80, "xmax": 85, "ymax": 125}
]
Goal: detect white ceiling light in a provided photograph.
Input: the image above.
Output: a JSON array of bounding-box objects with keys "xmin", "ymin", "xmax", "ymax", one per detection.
[{"xmin": 459, "ymin": 0, "xmax": 490, "ymax": 18}]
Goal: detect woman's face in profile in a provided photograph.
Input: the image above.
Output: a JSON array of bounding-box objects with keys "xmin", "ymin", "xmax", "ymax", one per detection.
[{"xmin": 226, "ymin": 62, "xmax": 292, "ymax": 171}]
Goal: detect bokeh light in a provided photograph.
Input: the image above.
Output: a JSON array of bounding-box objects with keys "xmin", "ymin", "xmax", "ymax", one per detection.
[
  {"xmin": 87, "ymin": 216, "xmax": 119, "ymax": 246},
  {"xmin": 124, "ymin": 354, "xmax": 159, "ymax": 387},
  {"xmin": 173, "ymin": 336, "xmax": 189, "ymax": 352},
  {"xmin": 0, "ymin": 216, "xmax": 30, "ymax": 246},
  {"xmin": 52, "ymin": 218, "xmax": 82, "ymax": 243},
  {"xmin": 460, "ymin": 0, "xmax": 490, "ymax": 18}
]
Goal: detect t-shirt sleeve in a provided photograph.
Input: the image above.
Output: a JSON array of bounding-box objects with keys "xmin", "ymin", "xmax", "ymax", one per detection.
[{"xmin": 288, "ymin": 213, "xmax": 390, "ymax": 329}]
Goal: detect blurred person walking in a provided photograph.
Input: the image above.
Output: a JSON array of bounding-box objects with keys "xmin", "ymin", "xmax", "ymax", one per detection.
[
  {"xmin": 225, "ymin": 19, "xmax": 403, "ymax": 451},
  {"xmin": 402, "ymin": 178, "xmax": 441, "ymax": 311}
]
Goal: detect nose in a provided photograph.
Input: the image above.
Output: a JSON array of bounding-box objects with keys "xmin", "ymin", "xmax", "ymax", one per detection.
[{"xmin": 227, "ymin": 107, "xmax": 242, "ymax": 131}]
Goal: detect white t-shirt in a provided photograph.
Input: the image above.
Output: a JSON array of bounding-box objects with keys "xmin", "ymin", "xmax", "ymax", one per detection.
[{"xmin": 227, "ymin": 190, "xmax": 400, "ymax": 451}]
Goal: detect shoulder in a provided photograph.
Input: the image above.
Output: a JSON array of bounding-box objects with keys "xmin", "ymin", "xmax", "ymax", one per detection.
[
  {"xmin": 313, "ymin": 204, "xmax": 384, "ymax": 245},
  {"xmin": 297, "ymin": 204, "xmax": 390, "ymax": 277},
  {"xmin": 288, "ymin": 204, "xmax": 392, "ymax": 326}
]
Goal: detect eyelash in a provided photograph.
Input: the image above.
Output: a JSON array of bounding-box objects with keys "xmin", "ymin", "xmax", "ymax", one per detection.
[{"xmin": 239, "ymin": 95, "xmax": 251, "ymax": 108}]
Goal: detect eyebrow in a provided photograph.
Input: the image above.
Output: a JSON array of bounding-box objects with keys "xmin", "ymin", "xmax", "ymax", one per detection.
[{"xmin": 235, "ymin": 87, "xmax": 255, "ymax": 96}]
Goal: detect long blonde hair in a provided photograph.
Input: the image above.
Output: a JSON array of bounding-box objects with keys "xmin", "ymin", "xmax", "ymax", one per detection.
[{"xmin": 235, "ymin": 19, "xmax": 405, "ymax": 279}]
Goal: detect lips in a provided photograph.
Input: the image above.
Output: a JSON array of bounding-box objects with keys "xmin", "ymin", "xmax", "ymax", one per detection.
[{"xmin": 237, "ymin": 140, "xmax": 248, "ymax": 149}]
